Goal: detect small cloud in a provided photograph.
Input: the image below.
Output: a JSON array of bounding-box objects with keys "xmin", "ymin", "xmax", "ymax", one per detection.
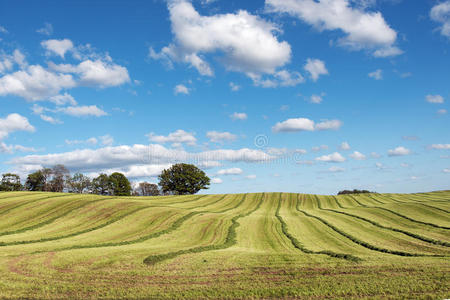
[
  {"xmin": 40, "ymin": 114, "xmax": 62, "ymax": 124},
  {"xmin": 230, "ymin": 112, "xmax": 247, "ymax": 121},
  {"xmin": 206, "ymin": 131, "xmax": 237, "ymax": 143},
  {"xmin": 402, "ymin": 136, "xmax": 420, "ymax": 141},
  {"xmin": 370, "ymin": 152, "xmax": 381, "ymax": 158},
  {"xmin": 315, "ymin": 152, "xmax": 346, "ymax": 163},
  {"xmin": 280, "ymin": 105, "xmax": 289, "ymax": 111},
  {"xmin": 349, "ymin": 151, "xmax": 366, "ymax": 160},
  {"xmin": 375, "ymin": 162, "xmax": 386, "ymax": 170},
  {"xmin": 426, "ymin": 94, "xmax": 444, "ymax": 104},
  {"xmin": 328, "ymin": 166, "xmax": 345, "ymax": 173},
  {"xmin": 211, "ymin": 177, "xmax": 223, "ymax": 184},
  {"xmin": 340, "ymin": 142, "xmax": 350, "ymax": 150},
  {"xmin": 437, "ymin": 109, "xmax": 447, "ymax": 115},
  {"xmin": 304, "ymin": 58, "xmax": 328, "ymax": 82},
  {"xmin": 0, "ymin": 26, "xmax": 7, "ymax": 34},
  {"xmin": 312, "ymin": 145, "xmax": 328, "ymax": 152},
  {"xmin": 388, "ymin": 146, "xmax": 410, "ymax": 156},
  {"xmin": 100, "ymin": 134, "xmax": 114, "ymax": 146},
  {"xmin": 217, "ymin": 168, "xmax": 243, "ymax": 175},
  {"xmin": 246, "ymin": 175, "xmax": 257, "ymax": 180},
  {"xmin": 174, "ymin": 84, "xmax": 190, "ymax": 95},
  {"xmin": 36, "ymin": 23, "xmax": 53, "ymax": 35},
  {"xmin": 429, "ymin": 144, "xmax": 450, "ymax": 150},
  {"xmin": 368, "ymin": 69, "xmax": 383, "ymax": 80},
  {"xmin": 310, "ymin": 94, "xmax": 324, "ymax": 104},
  {"xmin": 443, "ymin": 168, "xmax": 450, "ymax": 173},
  {"xmin": 229, "ymin": 82, "xmax": 240, "ymax": 91}
]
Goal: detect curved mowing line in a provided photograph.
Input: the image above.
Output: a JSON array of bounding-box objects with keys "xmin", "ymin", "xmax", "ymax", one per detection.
[
  {"xmin": 331, "ymin": 196, "xmax": 345, "ymax": 209},
  {"xmin": 0, "ymin": 198, "xmax": 114, "ymax": 237},
  {"xmin": 143, "ymin": 193, "xmax": 264, "ymax": 265},
  {"xmin": 276, "ymin": 194, "xmax": 361, "ymax": 262},
  {"xmin": 419, "ymin": 203, "xmax": 450, "ymax": 214},
  {"xmin": 0, "ymin": 194, "xmax": 76, "ymax": 217},
  {"xmin": 297, "ymin": 208, "xmax": 445, "ymax": 258},
  {"xmin": 0, "ymin": 205, "xmax": 149, "ymax": 247},
  {"xmin": 319, "ymin": 208, "xmax": 450, "ymax": 247}
]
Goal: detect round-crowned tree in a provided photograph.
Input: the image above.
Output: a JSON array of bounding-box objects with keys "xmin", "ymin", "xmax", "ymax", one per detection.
[
  {"xmin": 109, "ymin": 172, "xmax": 131, "ymax": 196},
  {"xmin": 158, "ymin": 163, "xmax": 210, "ymax": 195}
]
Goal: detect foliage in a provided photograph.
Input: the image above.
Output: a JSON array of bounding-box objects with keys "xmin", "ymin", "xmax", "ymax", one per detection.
[
  {"xmin": 158, "ymin": 163, "xmax": 210, "ymax": 195},
  {"xmin": 109, "ymin": 172, "xmax": 131, "ymax": 196},
  {"xmin": 0, "ymin": 173, "xmax": 22, "ymax": 191},
  {"xmin": 92, "ymin": 174, "xmax": 112, "ymax": 195},
  {"xmin": 68, "ymin": 173, "xmax": 92, "ymax": 193},
  {"xmin": 137, "ymin": 182, "xmax": 160, "ymax": 196},
  {"xmin": 337, "ymin": 189, "xmax": 372, "ymax": 195},
  {"xmin": 25, "ymin": 170, "xmax": 46, "ymax": 191}
]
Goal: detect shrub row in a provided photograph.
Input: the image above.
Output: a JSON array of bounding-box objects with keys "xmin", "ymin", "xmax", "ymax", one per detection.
[
  {"xmin": 144, "ymin": 193, "xmax": 265, "ymax": 265},
  {"xmin": 276, "ymin": 194, "xmax": 361, "ymax": 262}
]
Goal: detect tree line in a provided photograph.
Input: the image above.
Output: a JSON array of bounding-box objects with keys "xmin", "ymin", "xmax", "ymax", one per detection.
[{"xmin": 0, "ymin": 163, "xmax": 210, "ymax": 196}]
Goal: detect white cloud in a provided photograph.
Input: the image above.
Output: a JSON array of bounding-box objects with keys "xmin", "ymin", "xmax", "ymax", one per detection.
[
  {"xmin": 315, "ymin": 119, "xmax": 342, "ymax": 131},
  {"xmin": 340, "ymin": 142, "xmax": 350, "ymax": 150},
  {"xmin": 0, "ymin": 65, "xmax": 76, "ymax": 101},
  {"xmin": 0, "ymin": 26, "xmax": 7, "ymax": 34},
  {"xmin": 197, "ymin": 161, "xmax": 222, "ymax": 169},
  {"xmin": 59, "ymin": 105, "xmax": 107, "ymax": 117},
  {"xmin": 230, "ymin": 112, "xmax": 248, "ymax": 120},
  {"xmin": 375, "ymin": 162, "xmax": 385, "ymax": 169},
  {"xmin": 328, "ymin": 166, "xmax": 345, "ymax": 172},
  {"xmin": 217, "ymin": 167, "xmax": 243, "ymax": 175},
  {"xmin": 211, "ymin": 177, "xmax": 223, "ymax": 184},
  {"xmin": 349, "ymin": 151, "xmax": 366, "ymax": 160},
  {"xmin": 246, "ymin": 174, "xmax": 257, "ymax": 179},
  {"xmin": 65, "ymin": 137, "xmax": 98, "ymax": 145},
  {"xmin": 438, "ymin": 109, "xmax": 447, "ymax": 115},
  {"xmin": 0, "ymin": 113, "xmax": 35, "ymax": 140},
  {"xmin": 49, "ymin": 59, "xmax": 130, "ymax": 88},
  {"xmin": 206, "ymin": 131, "xmax": 237, "ymax": 143},
  {"xmin": 315, "ymin": 152, "xmax": 346, "ymax": 162},
  {"xmin": 41, "ymin": 39, "xmax": 74, "ymax": 58},
  {"xmin": 304, "ymin": 58, "xmax": 328, "ymax": 81},
  {"xmin": 310, "ymin": 94, "xmax": 323, "ymax": 104},
  {"xmin": 36, "ymin": 23, "xmax": 53, "ymax": 36},
  {"xmin": 312, "ymin": 145, "xmax": 329, "ymax": 152},
  {"xmin": 370, "ymin": 152, "xmax": 381, "ymax": 158},
  {"xmin": 272, "ymin": 117, "xmax": 315, "ymax": 132},
  {"xmin": 147, "ymin": 129, "xmax": 197, "ymax": 146},
  {"xmin": 229, "ymin": 82, "xmax": 241, "ymax": 91},
  {"xmin": 297, "ymin": 160, "xmax": 314, "ymax": 165},
  {"xmin": 40, "ymin": 114, "xmax": 62, "ymax": 124},
  {"xmin": 368, "ymin": 69, "xmax": 382, "ymax": 80},
  {"xmin": 174, "ymin": 84, "xmax": 190, "ymax": 95},
  {"xmin": 0, "ymin": 143, "xmax": 37, "ymax": 154},
  {"xmin": 430, "ymin": 1, "xmax": 450, "ymax": 38},
  {"xmin": 443, "ymin": 168, "xmax": 450, "ymax": 173},
  {"xmin": 387, "ymin": 146, "xmax": 410, "ymax": 156},
  {"xmin": 151, "ymin": 0, "xmax": 291, "ymax": 80},
  {"xmin": 251, "ymin": 70, "xmax": 304, "ymax": 88},
  {"xmin": 425, "ymin": 94, "xmax": 444, "ymax": 104},
  {"xmin": 100, "ymin": 135, "xmax": 114, "ymax": 146},
  {"xmin": 430, "ymin": 144, "xmax": 450, "ymax": 150},
  {"xmin": 266, "ymin": 0, "xmax": 402, "ymax": 57},
  {"xmin": 49, "ymin": 93, "xmax": 77, "ymax": 106},
  {"xmin": 9, "ymin": 144, "xmax": 273, "ymax": 177}
]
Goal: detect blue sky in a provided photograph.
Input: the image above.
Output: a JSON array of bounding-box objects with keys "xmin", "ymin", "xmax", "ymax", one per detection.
[{"xmin": 0, "ymin": 0, "xmax": 449, "ymax": 194}]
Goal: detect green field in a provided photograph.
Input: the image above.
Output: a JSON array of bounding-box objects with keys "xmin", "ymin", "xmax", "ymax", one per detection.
[{"xmin": 0, "ymin": 191, "xmax": 448, "ymax": 299}]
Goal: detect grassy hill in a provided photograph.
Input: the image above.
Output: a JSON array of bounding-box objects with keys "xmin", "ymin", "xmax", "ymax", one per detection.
[{"xmin": 0, "ymin": 191, "xmax": 448, "ymax": 299}]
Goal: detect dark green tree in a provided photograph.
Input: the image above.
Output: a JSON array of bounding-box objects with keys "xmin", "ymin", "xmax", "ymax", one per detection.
[
  {"xmin": 48, "ymin": 164, "xmax": 70, "ymax": 192},
  {"xmin": 0, "ymin": 173, "xmax": 22, "ymax": 191},
  {"xmin": 92, "ymin": 174, "xmax": 111, "ymax": 195},
  {"xmin": 25, "ymin": 170, "xmax": 46, "ymax": 191},
  {"xmin": 158, "ymin": 163, "xmax": 210, "ymax": 195},
  {"xmin": 109, "ymin": 172, "xmax": 131, "ymax": 196}
]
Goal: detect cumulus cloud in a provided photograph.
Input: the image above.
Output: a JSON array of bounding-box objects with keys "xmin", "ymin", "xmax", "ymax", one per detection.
[
  {"xmin": 304, "ymin": 58, "xmax": 328, "ymax": 81},
  {"xmin": 41, "ymin": 39, "xmax": 74, "ymax": 58},
  {"xmin": 272, "ymin": 117, "xmax": 342, "ymax": 132},
  {"xmin": 387, "ymin": 146, "xmax": 410, "ymax": 156},
  {"xmin": 230, "ymin": 112, "xmax": 248, "ymax": 120},
  {"xmin": 310, "ymin": 94, "xmax": 324, "ymax": 104},
  {"xmin": 150, "ymin": 0, "xmax": 292, "ymax": 83},
  {"xmin": 206, "ymin": 131, "xmax": 237, "ymax": 143},
  {"xmin": 368, "ymin": 69, "xmax": 382, "ymax": 80},
  {"xmin": 229, "ymin": 82, "xmax": 241, "ymax": 91},
  {"xmin": 443, "ymin": 168, "xmax": 450, "ymax": 173},
  {"xmin": 349, "ymin": 151, "xmax": 366, "ymax": 160},
  {"xmin": 9, "ymin": 144, "xmax": 273, "ymax": 177},
  {"xmin": 147, "ymin": 129, "xmax": 197, "ymax": 146},
  {"xmin": 425, "ymin": 94, "xmax": 444, "ymax": 104},
  {"xmin": 174, "ymin": 84, "xmax": 190, "ymax": 95},
  {"xmin": 266, "ymin": 0, "xmax": 402, "ymax": 57},
  {"xmin": 430, "ymin": 1, "xmax": 450, "ymax": 38},
  {"xmin": 0, "ymin": 113, "xmax": 35, "ymax": 140},
  {"xmin": 217, "ymin": 167, "xmax": 243, "ymax": 175},
  {"xmin": 40, "ymin": 114, "xmax": 62, "ymax": 124},
  {"xmin": 49, "ymin": 93, "xmax": 77, "ymax": 106},
  {"xmin": 315, "ymin": 152, "xmax": 346, "ymax": 162},
  {"xmin": 0, "ymin": 143, "xmax": 37, "ymax": 154}
]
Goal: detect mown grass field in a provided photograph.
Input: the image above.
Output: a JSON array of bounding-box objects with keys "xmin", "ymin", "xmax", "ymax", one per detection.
[{"xmin": 0, "ymin": 191, "xmax": 448, "ymax": 299}]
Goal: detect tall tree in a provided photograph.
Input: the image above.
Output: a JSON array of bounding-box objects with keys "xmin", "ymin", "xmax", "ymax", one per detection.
[
  {"xmin": 25, "ymin": 171, "xmax": 46, "ymax": 191},
  {"xmin": 109, "ymin": 172, "xmax": 131, "ymax": 196},
  {"xmin": 0, "ymin": 173, "xmax": 22, "ymax": 191},
  {"xmin": 48, "ymin": 165, "xmax": 70, "ymax": 192},
  {"xmin": 68, "ymin": 173, "xmax": 91, "ymax": 193},
  {"xmin": 158, "ymin": 163, "xmax": 210, "ymax": 195},
  {"xmin": 92, "ymin": 174, "xmax": 111, "ymax": 195},
  {"xmin": 138, "ymin": 182, "xmax": 160, "ymax": 196}
]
